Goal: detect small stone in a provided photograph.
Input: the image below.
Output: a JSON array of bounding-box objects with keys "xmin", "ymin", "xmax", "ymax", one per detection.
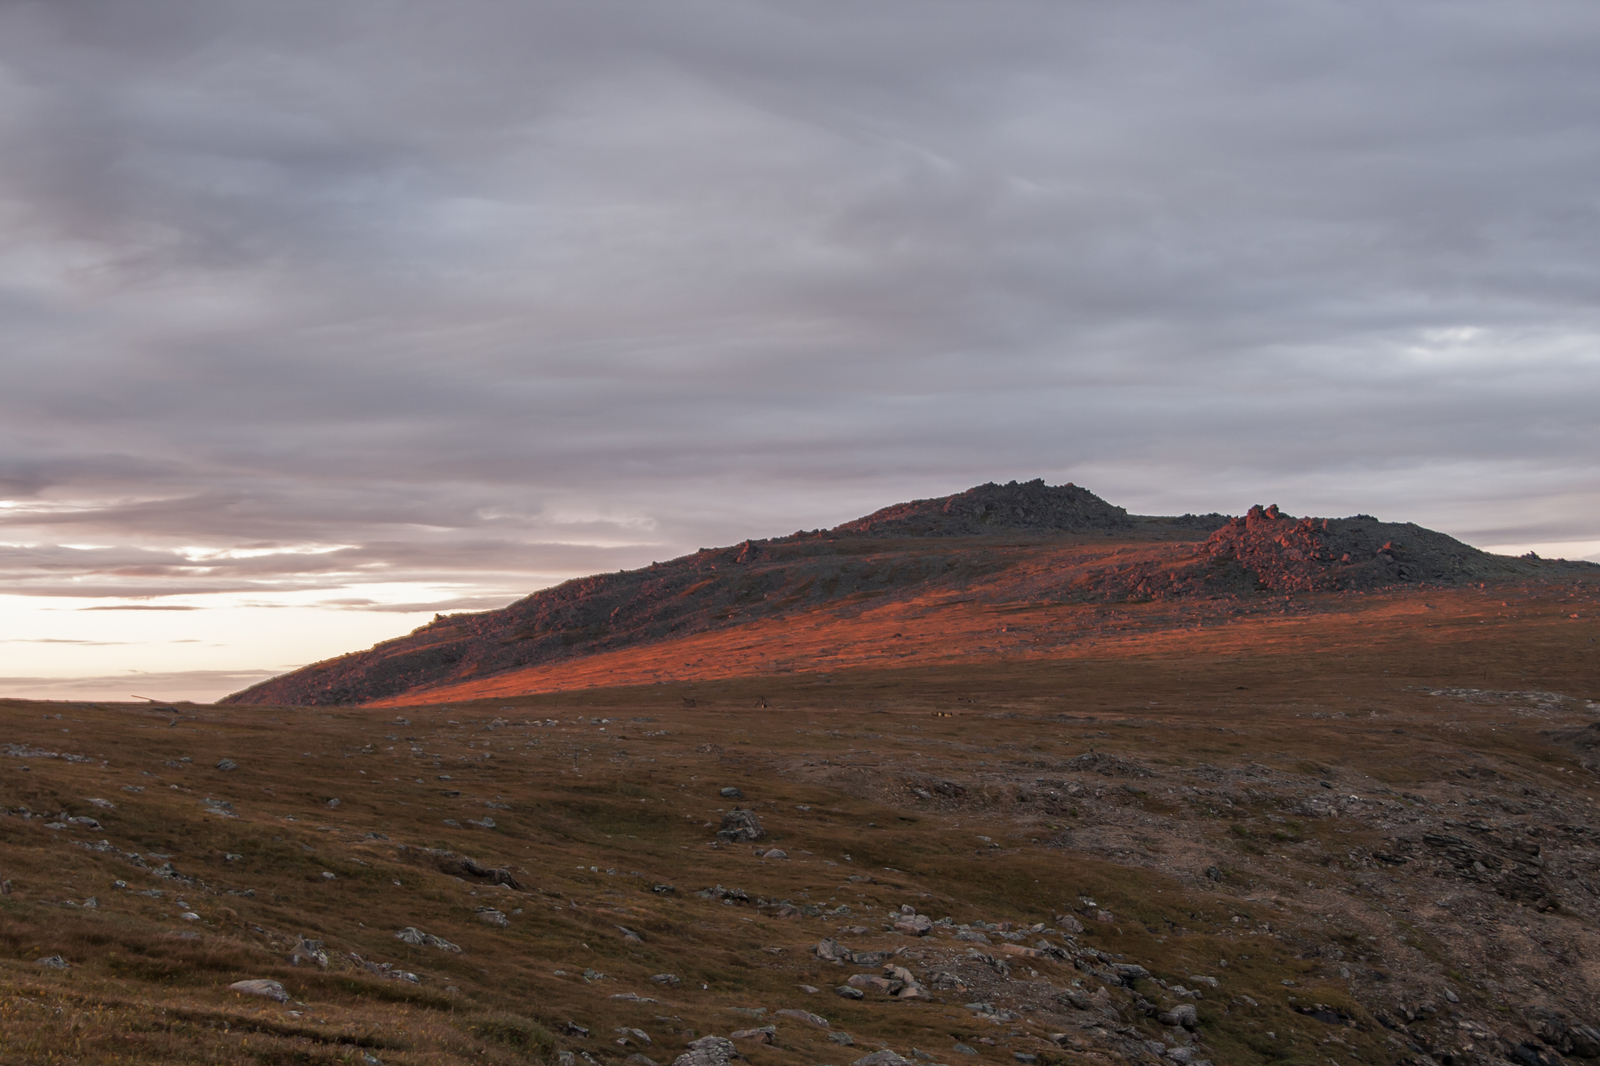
[
  {"xmin": 616, "ymin": 924, "xmax": 643, "ymax": 942},
  {"xmin": 835, "ymin": 985, "xmax": 865, "ymax": 1000},
  {"xmin": 847, "ymin": 973, "xmax": 900, "ymax": 994},
  {"xmin": 477, "ymin": 908, "xmax": 509, "ymax": 927},
  {"xmin": 730, "ymin": 1026, "xmax": 775, "ymax": 1044},
  {"xmin": 651, "ymin": 973, "xmax": 681, "ymax": 987},
  {"xmin": 719, "ymin": 787, "xmax": 744, "ymax": 799},
  {"xmin": 953, "ymin": 1045, "xmax": 978, "ymax": 1056},
  {"xmin": 229, "ymin": 978, "xmax": 288, "ymax": 1002},
  {"xmin": 776, "ymin": 1008, "xmax": 829, "ymax": 1028},
  {"xmin": 815, "ymin": 938, "xmax": 853, "ymax": 963},
  {"xmin": 853, "ymin": 1052, "xmax": 913, "ymax": 1066},
  {"xmin": 394, "ymin": 927, "xmax": 461, "ymax": 952},
  {"xmin": 35, "ymin": 955, "xmax": 69, "ymax": 970},
  {"xmin": 1158, "ymin": 1003, "xmax": 1199, "ymax": 1030},
  {"xmin": 626, "ymin": 1056, "xmax": 659, "ymax": 1066},
  {"xmin": 829, "ymin": 1032, "xmax": 856, "ymax": 1046},
  {"xmin": 762, "ymin": 849, "xmax": 788, "ymax": 860},
  {"xmin": 799, "ymin": 984, "xmax": 820, "ymax": 993},
  {"xmin": 325, "ymin": 798, "xmax": 340, "ymax": 809},
  {"xmin": 215, "ymin": 759, "xmax": 238, "ymax": 771},
  {"xmin": 179, "ymin": 911, "xmax": 201, "ymax": 921},
  {"xmin": 1014, "ymin": 1055, "xmax": 1039, "ymax": 1065},
  {"xmin": 1055, "ymin": 913, "xmax": 1085, "ymax": 934},
  {"xmin": 321, "ymin": 871, "xmax": 337, "ymax": 881}
]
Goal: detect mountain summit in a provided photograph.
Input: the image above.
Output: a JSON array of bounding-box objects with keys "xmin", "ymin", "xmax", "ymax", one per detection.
[{"xmin": 222, "ymin": 480, "xmax": 1571, "ymax": 706}]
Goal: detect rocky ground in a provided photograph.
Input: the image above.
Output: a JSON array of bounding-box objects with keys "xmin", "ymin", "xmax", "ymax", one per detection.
[{"xmin": 1, "ymin": 577, "xmax": 1597, "ymax": 1065}]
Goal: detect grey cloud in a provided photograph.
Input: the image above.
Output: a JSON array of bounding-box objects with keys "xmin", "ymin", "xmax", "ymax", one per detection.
[{"xmin": 0, "ymin": 0, "xmax": 1595, "ymax": 660}]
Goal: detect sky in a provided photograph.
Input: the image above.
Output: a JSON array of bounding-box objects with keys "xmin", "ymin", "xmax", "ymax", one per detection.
[{"xmin": 2, "ymin": 0, "xmax": 1597, "ymax": 702}]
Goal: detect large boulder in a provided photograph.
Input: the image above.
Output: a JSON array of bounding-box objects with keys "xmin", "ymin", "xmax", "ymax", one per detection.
[
  {"xmin": 717, "ymin": 809, "xmax": 765, "ymax": 843},
  {"xmin": 673, "ymin": 1036, "xmax": 737, "ymax": 1066},
  {"xmin": 229, "ymin": 979, "xmax": 288, "ymax": 1002}
]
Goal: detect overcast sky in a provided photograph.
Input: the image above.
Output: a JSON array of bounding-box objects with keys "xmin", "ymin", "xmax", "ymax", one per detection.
[{"xmin": 2, "ymin": 0, "xmax": 1597, "ymax": 701}]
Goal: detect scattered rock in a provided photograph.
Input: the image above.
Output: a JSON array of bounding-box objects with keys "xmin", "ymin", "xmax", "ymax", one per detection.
[
  {"xmin": 616, "ymin": 924, "xmax": 643, "ymax": 942},
  {"xmin": 215, "ymin": 759, "xmax": 238, "ymax": 771},
  {"xmin": 697, "ymin": 885, "xmax": 751, "ymax": 903},
  {"xmin": 626, "ymin": 1056, "xmax": 659, "ymax": 1066},
  {"xmin": 829, "ymin": 1031, "xmax": 856, "ymax": 1046},
  {"xmin": 34, "ymin": 955, "xmax": 69, "ymax": 970},
  {"xmin": 730, "ymin": 1026, "xmax": 775, "ymax": 1044},
  {"xmin": 719, "ymin": 787, "xmax": 744, "ymax": 799},
  {"xmin": 761, "ymin": 848, "xmax": 787, "ymax": 860},
  {"xmin": 776, "ymin": 1008, "xmax": 829, "ymax": 1029},
  {"xmin": 799, "ymin": 984, "xmax": 820, "ymax": 994},
  {"xmin": 325, "ymin": 798, "xmax": 340, "ymax": 809},
  {"xmin": 651, "ymin": 973, "xmax": 681, "ymax": 987},
  {"xmin": 229, "ymin": 978, "xmax": 288, "ymax": 1002},
  {"xmin": 716, "ymin": 809, "xmax": 765, "ymax": 843},
  {"xmin": 476, "ymin": 908, "xmax": 509, "ymax": 927},
  {"xmin": 835, "ymin": 985, "xmax": 865, "ymax": 1000}
]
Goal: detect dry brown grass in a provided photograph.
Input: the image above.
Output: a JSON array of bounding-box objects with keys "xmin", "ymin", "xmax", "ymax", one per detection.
[{"xmin": 1, "ymin": 577, "xmax": 1596, "ymax": 1064}]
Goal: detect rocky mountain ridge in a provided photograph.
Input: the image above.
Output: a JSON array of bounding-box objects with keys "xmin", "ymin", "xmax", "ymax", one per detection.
[{"xmin": 222, "ymin": 480, "xmax": 1577, "ymax": 706}]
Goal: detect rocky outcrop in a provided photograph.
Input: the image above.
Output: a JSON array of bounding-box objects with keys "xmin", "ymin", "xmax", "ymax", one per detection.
[
  {"xmin": 220, "ymin": 484, "xmax": 1579, "ymax": 706},
  {"xmin": 834, "ymin": 479, "xmax": 1134, "ymax": 537}
]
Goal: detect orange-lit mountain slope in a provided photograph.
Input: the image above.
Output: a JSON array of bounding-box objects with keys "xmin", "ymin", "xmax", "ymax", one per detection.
[{"xmin": 222, "ymin": 479, "xmax": 1580, "ymax": 707}]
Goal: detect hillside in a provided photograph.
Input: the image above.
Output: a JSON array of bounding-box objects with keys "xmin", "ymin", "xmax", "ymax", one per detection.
[
  {"xmin": 3, "ymin": 577, "xmax": 1600, "ymax": 1065},
  {"xmin": 223, "ymin": 480, "xmax": 1560, "ymax": 707}
]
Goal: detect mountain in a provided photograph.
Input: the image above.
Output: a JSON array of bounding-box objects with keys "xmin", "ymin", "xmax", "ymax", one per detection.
[{"xmin": 221, "ymin": 479, "xmax": 1569, "ymax": 706}]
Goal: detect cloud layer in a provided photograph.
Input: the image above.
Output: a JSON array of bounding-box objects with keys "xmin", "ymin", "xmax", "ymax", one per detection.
[{"xmin": 1, "ymin": 1, "xmax": 1597, "ymax": 696}]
